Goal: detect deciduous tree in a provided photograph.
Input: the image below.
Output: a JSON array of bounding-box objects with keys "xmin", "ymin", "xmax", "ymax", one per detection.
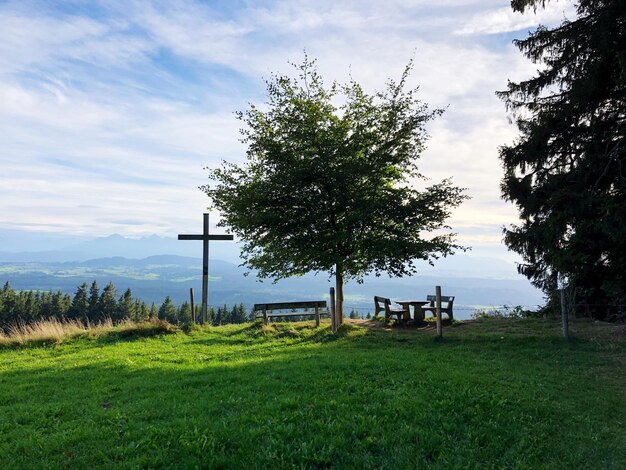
[{"xmin": 205, "ymin": 57, "xmax": 467, "ymax": 318}]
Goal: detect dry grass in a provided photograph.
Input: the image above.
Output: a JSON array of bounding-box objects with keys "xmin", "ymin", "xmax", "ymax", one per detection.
[{"xmin": 0, "ymin": 317, "xmax": 175, "ymax": 348}]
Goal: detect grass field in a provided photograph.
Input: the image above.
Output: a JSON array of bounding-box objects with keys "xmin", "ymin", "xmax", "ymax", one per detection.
[{"xmin": 0, "ymin": 318, "xmax": 624, "ymax": 468}]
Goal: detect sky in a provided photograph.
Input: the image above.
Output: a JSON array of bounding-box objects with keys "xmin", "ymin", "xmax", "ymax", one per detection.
[{"xmin": 0, "ymin": 0, "xmax": 576, "ymax": 261}]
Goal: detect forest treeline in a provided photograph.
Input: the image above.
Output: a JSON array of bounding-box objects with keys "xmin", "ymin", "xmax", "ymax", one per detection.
[{"xmin": 0, "ymin": 281, "xmax": 249, "ymax": 332}]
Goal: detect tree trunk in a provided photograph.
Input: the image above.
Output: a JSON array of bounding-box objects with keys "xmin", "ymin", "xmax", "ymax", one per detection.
[
  {"xmin": 560, "ymin": 287, "xmax": 569, "ymax": 339},
  {"xmin": 335, "ymin": 264, "xmax": 344, "ymax": 325}
]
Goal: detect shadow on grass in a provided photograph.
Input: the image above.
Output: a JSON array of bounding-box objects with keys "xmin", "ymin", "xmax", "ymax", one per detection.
[{"xmin": 1, "ymin": 332, "xmax": 625, "ymax": 470}]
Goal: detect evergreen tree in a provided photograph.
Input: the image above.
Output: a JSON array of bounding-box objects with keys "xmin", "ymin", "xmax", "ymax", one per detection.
[
  {"xmin": 98, "ymin": 282, "xmax": 118, "ymax": 322},
  {"xmin": 215, "ymin": 304, "xmax": 228, "ymax": 326},
  {"xmin": 133, "ymin": 299, "xmax": 149, "ymax": 322},
  {"xmin": 158, "ymin": 296, "xmax": 178, "ymax": 324},
  {"xmin": 349, "ymin": 309, "xmax": 360, "ymax": 319},
  {"xmin": 207, "ymin": 306, "xmax": 216, "ymax": 325},
  {"xmin": 51, "ymin": 291, "xmax": 71, "ymax": 319},
  {"xmin": 0, "ymin": 282, "xmax": 16, "ymax": 325},
  {"xmin": 39, "ymin": 292, "xmax": 54, "ymax": 320},
  {"xmin": 23, "ymin": 291, "xmax": 39, "ymax": 323},
  {"xmin": 230, "ymin": 303, "xmax": 248, "ymax": 324},
  {"xmin": 117, "ymin": 288, "xmax": 136, "ymax": 322},
  {"xmin": 87, "ymin": 280, "xmax": 100, "ymax": 322},
  {"xmin": 498, "ymin": 0, "xmax": 626, "ymax": 317},
  {"xmin": 149, "ymin": 303, "xmax": 158, "ymax": 319},
  {"xmin": 178, "ymin": 301, "xmax": 192, "ymax": 324},
  {"xmin": 69, "ymin": 283, "xmax": 90, "ymax": 323}
]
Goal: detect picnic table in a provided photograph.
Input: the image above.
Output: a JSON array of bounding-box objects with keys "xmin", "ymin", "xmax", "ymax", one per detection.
[{"xmin": 395, "ymin": 300, "xmax": 430, "ymax": 322}]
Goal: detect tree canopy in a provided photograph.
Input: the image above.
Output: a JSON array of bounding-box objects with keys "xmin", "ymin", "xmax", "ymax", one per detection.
[
  {"xmin": 205, "ymin": 57, "xmax": 467, "ymax": 317},
  {"xmin": 498, "ymin": 0, "xmax": 626, "ymax": 318}
]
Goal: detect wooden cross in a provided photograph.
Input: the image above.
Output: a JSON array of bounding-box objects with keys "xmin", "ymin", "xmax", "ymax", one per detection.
[{"xmin": 178, "ymin": 213, "xmax": 233, "ymax": 323}]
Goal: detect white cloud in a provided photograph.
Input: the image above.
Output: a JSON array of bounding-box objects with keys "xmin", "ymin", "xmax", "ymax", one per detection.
[
  {"xmin": 0, "ymin": 0, "xmax": 555, "ymax": 262},
  {"xmin": 455, "ymin": 0, "xmax": 576, "ymax": 35}
]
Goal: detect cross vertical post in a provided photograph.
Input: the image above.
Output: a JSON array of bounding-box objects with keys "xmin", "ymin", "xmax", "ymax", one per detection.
[
  {"xmin": 178, "ymin": 213, "xmax": 234, "ymax": 324},
  {"xmin": 202, "ymin": 213, "xmax": 209, "ymax": 324}
]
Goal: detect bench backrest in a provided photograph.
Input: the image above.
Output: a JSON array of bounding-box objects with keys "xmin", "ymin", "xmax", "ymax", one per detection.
[
  {"xmin": 373, "ymin": 296, "xmax": 390, "ymax": 316},
  {"xmin": 426, "ymin": 295, "xmax": 454, "ymax": 309}
]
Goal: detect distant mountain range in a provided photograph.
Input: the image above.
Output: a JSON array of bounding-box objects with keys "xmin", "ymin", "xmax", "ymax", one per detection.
[
  {"xmin": 0, "ymin": 230, "xmax": 544, "ymax": 319},
  {"xmin": 0, "ymin": 231, "xmax": 242, "ymax": 263}
]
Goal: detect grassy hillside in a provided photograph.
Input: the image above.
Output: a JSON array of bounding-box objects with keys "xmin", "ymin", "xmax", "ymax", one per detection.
[{"xmin": 0, "ymin": 318, "xmax": 624, "ymax": 468}]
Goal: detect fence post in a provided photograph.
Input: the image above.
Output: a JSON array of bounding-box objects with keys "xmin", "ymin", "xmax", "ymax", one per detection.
[
  {"xmin": 330, "ymin": 287, "xmax": 337, "ymax": 333},
  {"xmin": 435, "ymin": 285, "xmax": 443, "ymax": 338},
  {"xmin": 315, "ymin": 306, "xmax": 320, "ymax": 328},
  {"xmin": 263, "ymin": 306, "xmax": 268, "ymax": 326},
  {"xmin": 560, "ymin": 288, "xmax": 569, "ymax": 338},
  {"xmin": 190, "ymin": 288, "xmax": 196, "ymax": 324}
]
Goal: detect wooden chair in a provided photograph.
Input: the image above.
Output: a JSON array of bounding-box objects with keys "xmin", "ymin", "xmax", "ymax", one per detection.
[
  {"xmin": 374, "ymin": 296, "xmax": 409, "ymax": 322},
  {"xmin": 421, "ymin": 295, "xmax": 455, "ymax": 321}
]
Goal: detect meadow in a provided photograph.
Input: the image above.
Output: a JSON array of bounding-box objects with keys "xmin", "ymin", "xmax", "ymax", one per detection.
[{"xmin": 0, "ymin": 317, "xmax": 624, "ymax": 468}]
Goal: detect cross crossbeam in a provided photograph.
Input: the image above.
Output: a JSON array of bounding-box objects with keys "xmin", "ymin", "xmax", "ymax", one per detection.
[
  {"xmin": 178, "ymin": 213, "xmax": 233, "ymax": 323},
  {"xmin": 178, "ymin": 234, "xmax": 234, "ymax": 241}
]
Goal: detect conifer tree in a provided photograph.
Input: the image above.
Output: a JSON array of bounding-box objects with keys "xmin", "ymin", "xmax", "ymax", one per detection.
[
  {"xmin": 98, "ymin": 282, "xmax": 118, "ymax": 322},
  {"xmin": 117, "ymin": 288, "xmax": 136, "ymax": 321},
  {"xmin": 178, "ymin": 301, "xmax": 192, "ymax": 324},
  {"xmin": 0, "ymin": 282, "xmax": 14, "ymax": 325},
  {"xmin": 158, "ymin": 296, "xmax": 178, "ymax": 324},
  {"xmin": 69, "ymin": 283, "xmax": 90, "ymax": 323},
  {"xmin": 133, "ymin": 299, "xmax": 149, "ymax": 322},
  {"xmin": 498, "ymin": 0, "xmax": 626, "ymax": 317},
  {"xmin": 87, "ymin": 280, "xmax": 100, "ymax": 322}
]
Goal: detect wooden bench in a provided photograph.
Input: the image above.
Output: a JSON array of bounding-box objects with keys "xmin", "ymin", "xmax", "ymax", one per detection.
[
  {"xmin": 253, "ymin": 301, "xmax": 328, "ymax": 326},
  {"xmin": 374, "ymin": 296, "xmax": 409, "ymax": 322},
  {"xmin": 421, "ymin": 295, "xmax": 454, "ymax": 321}
]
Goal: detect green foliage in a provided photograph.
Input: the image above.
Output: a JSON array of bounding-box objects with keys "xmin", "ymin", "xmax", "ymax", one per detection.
[
  {"xmin": 98, "ymin": 282, "xmax": 118, "ymax": 322},
  {"xmin": 68, "ymin": 283, "xmax": 89, "ymax": 322},
  {"xmin": 498, "ymin": 0, "xmax": 626, "ymax": 318},
  {"xmin": 117, "ymin": 288, "xmax": 136, "ymax": 322},
  {"xmin": 471, "ymin": 305, "xmax": 542, "ymax": 320},
  {"xmin": 178, "ymin": 301, "xmax": 193, "ymax": 324},
  {"xmin": 88, "ymin": 280, "xmax": 100, "ymax": 320},
  {"xmin": 158, "ymin": 296, "xmax": 178, "ymax": 324},
  {"xmin": 0, "ymin": 319, "xmax": 624, "ymax": 467},
  {"xmin": 205, "ymin": 56, "xmax": 467, "ymax": 316},
  {"xmin": 349, "ymin": 309, "xmax": 360, "ymax": 319},
  {"xmin": 1, "ymin": 281, "xmax": 298, "ymax": 330},
  {"xmin": 0, "ymin": 282, "xmax": 72, "ymax": 329}
]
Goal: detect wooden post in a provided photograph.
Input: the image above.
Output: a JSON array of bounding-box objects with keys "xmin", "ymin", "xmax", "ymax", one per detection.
[
  {"xmin": 560, "ymin": 288, "xmax": 569, "ymax": 338},
  {"xmin": 435, "ymin": 285, "xmax": 443, "ymax": 338},
  {"xmin": 190, "ymin": 288, "xmax": 196, "ymax": 324},
  {"xmin": 315, "ymin": 306, "xmax": 320, "ymax": 327},
  {"xmin": 263, "ymin": 306, "xmax": 268, "ymax": 326},
  {"xmin": 330, "ymin": 287, "xmax": 337, "ymax": 333},
  {"xmin": 201, "ymin": 214, "xmax": 209, "ymax": 324}
]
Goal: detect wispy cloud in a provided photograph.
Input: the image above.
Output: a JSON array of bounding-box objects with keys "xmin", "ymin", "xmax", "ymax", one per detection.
[
  {"xmin": 0, "ymin": 0, "xmax": 572, "ymax": 259},
  {"xmin": 455, "ymin": 0, "xmax": 576, "ymax": 35}
]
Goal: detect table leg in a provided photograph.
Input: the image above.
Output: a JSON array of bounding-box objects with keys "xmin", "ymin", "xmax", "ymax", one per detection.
[
  {"xmin": 415, "ymin": 305, "xmax": 425, "ymax": 322},
  {"xmin": 403, "ymin": 307, "xmax": 411, "ymax": 322}
]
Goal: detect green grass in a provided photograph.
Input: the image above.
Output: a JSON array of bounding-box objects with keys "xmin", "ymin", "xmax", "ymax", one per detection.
[{"xmin": 0, "ymin": 318, "xmax": 624, "ymax": 468}]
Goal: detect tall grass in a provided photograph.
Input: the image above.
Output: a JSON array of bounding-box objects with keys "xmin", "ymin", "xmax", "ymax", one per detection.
[{"xmin": 0, "ymin": 317, "xmax": 173, "ymax": 347}]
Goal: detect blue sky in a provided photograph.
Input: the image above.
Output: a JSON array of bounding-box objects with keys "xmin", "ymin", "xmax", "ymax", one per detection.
[{"xmin": 0, "ymin": 0, "xmax": 575, "ymax": 260}]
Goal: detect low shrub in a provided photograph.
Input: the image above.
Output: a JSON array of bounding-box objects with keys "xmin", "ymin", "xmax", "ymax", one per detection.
[{"xmin": 471, "ymin": 305, "xmax": 543, "ymax": 320}]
